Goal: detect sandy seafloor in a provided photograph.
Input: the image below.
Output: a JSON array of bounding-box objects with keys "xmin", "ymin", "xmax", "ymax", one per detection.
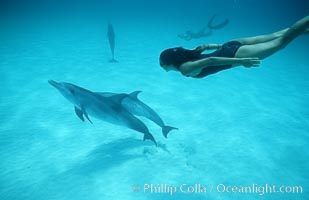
[{"xmin": 0, "ymin": 1, "xmax": 308, "ymax": 199}]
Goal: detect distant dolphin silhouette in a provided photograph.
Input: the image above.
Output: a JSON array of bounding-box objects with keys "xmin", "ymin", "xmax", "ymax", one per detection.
[
  {"xmin": 207, "ymin": 14, "xmax": 229, "ymax": 30},
  {"xmin": 48, "ymin": 80, "xmax": 157, "ymax": 145},
  {"xmin": 98, "ymin": 91, "xmax": 178, "ymax": 138},
  {"xmin": 107, "ymin": 22, "xmax": 118, "ymax": 63}
]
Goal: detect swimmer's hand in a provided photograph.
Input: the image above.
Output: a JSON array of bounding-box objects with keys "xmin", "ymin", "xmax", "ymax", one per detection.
[{"xmin": 241, "ymin": 57, "xmax": 261, "ymax": 68}]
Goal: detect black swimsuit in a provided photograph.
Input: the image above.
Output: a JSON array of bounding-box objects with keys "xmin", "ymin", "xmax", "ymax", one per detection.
[{"xmin": 191, "ymin": 41, "xmax": 242, "ymax": 78}]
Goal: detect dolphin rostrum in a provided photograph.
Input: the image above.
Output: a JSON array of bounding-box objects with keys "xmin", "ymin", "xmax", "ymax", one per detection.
[
  {"xmin": 98, "ymin": 91, "xmax": 178, "ymax": 138},
  {"xmin": 107, "ymin": 22, "xmax": 118, "ymax": 63},
  {"xmin": 48, "ymin": 80, "xmax": 157, "ymax": 145}
]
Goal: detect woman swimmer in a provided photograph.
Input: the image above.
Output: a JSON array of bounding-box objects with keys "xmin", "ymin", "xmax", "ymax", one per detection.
[{"xmin": 160, "ymin": 15, "xmax": 309, "ymax": 78}]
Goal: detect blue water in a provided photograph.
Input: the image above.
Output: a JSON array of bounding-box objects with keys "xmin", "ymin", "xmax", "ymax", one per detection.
[{"xmin": 1, "ymin": 0, "xmax": 308, "ymax": 199}]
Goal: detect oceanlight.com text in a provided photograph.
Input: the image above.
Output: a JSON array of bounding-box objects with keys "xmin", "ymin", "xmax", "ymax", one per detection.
[{"xmin": 216, "ymin": 183, "xmax": 303, "ymax": 196}]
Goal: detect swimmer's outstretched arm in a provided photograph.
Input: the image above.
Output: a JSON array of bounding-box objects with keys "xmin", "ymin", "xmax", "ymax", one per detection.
[
  {"xmin": 180, "ymin": 57, "xmax": 260, "ymax": 77},
  {"xmin": 194, "ymin": 44, "xmax": 222, "ymax": 52}
]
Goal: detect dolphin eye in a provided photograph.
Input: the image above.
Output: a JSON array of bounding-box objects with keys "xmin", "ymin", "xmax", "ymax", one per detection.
[{"xmin": 69, "ymin": 88, "xmax": 75, "ymax": 95}]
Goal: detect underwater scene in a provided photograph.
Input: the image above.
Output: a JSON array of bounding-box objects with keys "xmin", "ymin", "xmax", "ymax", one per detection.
[{"xmin": 0, "ymin": 0, "xmax": 308, "ymax": 199}]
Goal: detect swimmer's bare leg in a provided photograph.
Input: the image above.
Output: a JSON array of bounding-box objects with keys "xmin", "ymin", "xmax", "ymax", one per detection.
[
  {"xmin": 233, "ymin": 16, "xmax": 309, "ymax": 45},
  {"xmin": 235, "ymin": 15, "xmax": 309, "ymax": 59}
]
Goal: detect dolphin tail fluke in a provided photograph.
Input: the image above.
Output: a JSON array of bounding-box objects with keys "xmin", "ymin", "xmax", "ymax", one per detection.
[
  {"xmin": 143, "ymin": 133, "xmax": 157, "ymax": 146},
  {"xmin": 162, "ymin": 126, "xmax": 178, "ymax": 138}
]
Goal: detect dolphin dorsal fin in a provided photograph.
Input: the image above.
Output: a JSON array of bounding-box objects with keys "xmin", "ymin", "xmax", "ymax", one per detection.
[
  {"xmin": 129, "ymin": 91, "xmax": 142, "ymax": 99},
  {"xmin": 108, "ymin": 94, "xmax": 127, "ymax": 103}
]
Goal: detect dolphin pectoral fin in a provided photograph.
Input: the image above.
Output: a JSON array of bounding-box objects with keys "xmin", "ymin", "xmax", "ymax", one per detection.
[
  {"xmin": 81, "ymin": 106, "xmax": 93, "ymax": 124},
  {"xmin": 162, "ymin": 126, "xmax": 178, "ymax": 138},
  {"xmin": 143, "ymin": 132, "xmax": 157, "ymax": 146},
  {"xmin": 129, "ymin": 91, "xmax": 142, "ymax": 99},
  {"xmin": 84, "ymin": 112, "xmax": 93, "ymax": 124},
  {"xmin": 74, "ymin": 106, "xmax": 85, "ymax": 122}
]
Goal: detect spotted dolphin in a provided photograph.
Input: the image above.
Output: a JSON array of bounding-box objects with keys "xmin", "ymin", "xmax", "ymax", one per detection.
[
  {"xmin": 48, "ymin": 80, "xmax": 157, "ymax": 145},
  {"xmin": 107, "ymin": 22, "xmax": 118, "ymax": 63},
  {"xmin": 98, "ymin": 91, "xmax": 178, "ymax": 138}
]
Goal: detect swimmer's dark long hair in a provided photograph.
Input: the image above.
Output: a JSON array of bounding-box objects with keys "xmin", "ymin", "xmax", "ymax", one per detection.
[{"xmin": 159, "ymin": 47, "xmax": 202, "ymax": 68}]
